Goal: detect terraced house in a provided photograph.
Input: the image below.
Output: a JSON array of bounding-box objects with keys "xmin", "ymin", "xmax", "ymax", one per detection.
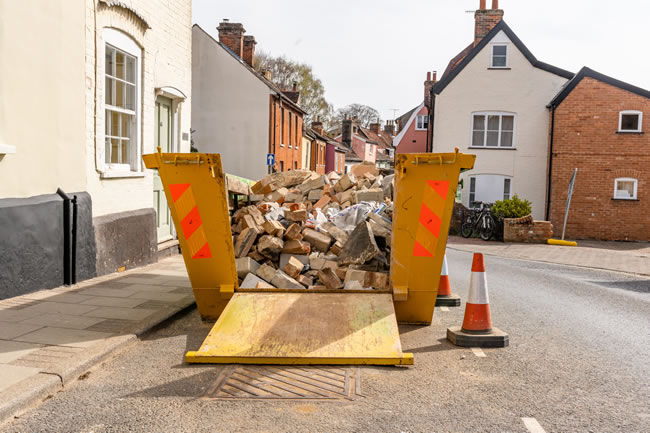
[{"xmin": 0, "ymin": 0, "xmax": 192, "ymax": 296}]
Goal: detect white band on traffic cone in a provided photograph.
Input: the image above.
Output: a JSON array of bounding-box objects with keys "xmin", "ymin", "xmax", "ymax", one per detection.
[{"xmin": 468, "ymin": 271, "xmax": 489, "ymax": 305}]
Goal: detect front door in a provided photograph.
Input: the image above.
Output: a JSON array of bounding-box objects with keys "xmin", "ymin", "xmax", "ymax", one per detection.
[{"xmin": 154, "ymin": 97, "xmax": 173, "ymax": 242}]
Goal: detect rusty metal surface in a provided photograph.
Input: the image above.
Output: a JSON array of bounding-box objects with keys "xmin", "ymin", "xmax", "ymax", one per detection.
[{"xmin": 204, "ymin": 366, "xmax": 361, "ymax": 400}]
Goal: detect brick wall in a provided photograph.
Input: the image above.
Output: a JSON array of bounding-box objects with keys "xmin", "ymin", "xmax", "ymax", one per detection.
[
  {"xmin": 503, "ymin": 217, "xmax": 553, "ymax": 243},
  {"xmin": 549, "ymin": 78, "xmax": 650, "ymax": 241},
  {"xmin": 270, "ymin": 97, "xmax": 303, "ymax": 172}
]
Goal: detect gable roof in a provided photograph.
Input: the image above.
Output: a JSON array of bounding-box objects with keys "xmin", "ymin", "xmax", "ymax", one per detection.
[
  {"xmin": 392, "ymin": 102, "xmax": 425, "ymax": 148},
  {"xmin": 193, "ymin": 24, "xmax": 306, "ymax": 114},
  {"xmin": 548, "ymin": 66, "xmax": 650, "ymax": 108},
  {"xmin": 432, "ymin": 20, "xmax": 574, "ymax": 95},
  {"xmin": 359, "ymin": 126, "xmax": 393, "ymax": 149},
  {"xmin": 396, "ymin": 105, "xmax": 419, "ymax": 130},
  {"xmin": 441, "ymin": 42, "xmax": 473, "ymax": 81}
]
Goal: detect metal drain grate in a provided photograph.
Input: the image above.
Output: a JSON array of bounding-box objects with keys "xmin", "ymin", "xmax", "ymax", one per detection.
[{"xmin": 204, "ymin": 366, "xmax": 361, "ymax": 400}]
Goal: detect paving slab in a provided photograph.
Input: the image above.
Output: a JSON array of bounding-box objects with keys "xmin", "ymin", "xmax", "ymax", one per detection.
[
  {"xmin": 84, "ymin": 307, "xmax": 157, "ymax": 321},
  {"xmin": 20, "ymin": 302, "xmax": 98, "ymax": 316},
  {"xmin": 14, "ymin": 327, "xmax": 113, "ymax": 348},
  {"xmin": 121, "ymin": 283, "xmax": 183, "ymax": 293},
  {"xmin": 0, "ymin": 341, "xmax": 42, "ymax": 363},
  {"xmin": 128, "ymin": 291, "xmax": 187, "ymax": 303},
  {"xmin": 0, "ymin": 323, "xmax": 45, "ymax": 340},
  {"xmin": 20, "ymin": 313, "xmax": 105, "ymax": 330},
  {"xmin": 0, "ymin": 309, "xmax": 41, "ymax": 323},
  {"xmin": 80, "ymin": 296, "xmax": 147, "ymax": 308},
  {"xmin": 77, "ymin": 287, "xmax": 139, "ymax": 298}
]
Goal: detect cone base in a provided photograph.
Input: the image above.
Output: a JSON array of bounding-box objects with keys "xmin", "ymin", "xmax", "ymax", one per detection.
[
  {"xmin": 446, "ymin": 326, "xmax": 509, "ymax": 348},
  {"xmin": 435, "ymin": 294, "xmax": 461, "ymax": 307}
]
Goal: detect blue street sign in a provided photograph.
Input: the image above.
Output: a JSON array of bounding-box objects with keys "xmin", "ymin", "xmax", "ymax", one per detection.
[{"xmin": 266, "ymin": 153, "xmax": 275, "ymax": 166}]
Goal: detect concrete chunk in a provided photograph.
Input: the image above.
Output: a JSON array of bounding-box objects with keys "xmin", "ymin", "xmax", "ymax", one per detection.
[
  {"xmin": 255, "ymin": 263, "xmax": 277, "ymax": 283},
  {"xmin": 338, "ymin": 221, "xmax": 380, "ymax": 265},
  {"xmin": 240, "ymin": 273, "xmax": 266, "ymax": 289},
  {"xmin": 279, "ymin": 253, "xmax": 309, "ymax": 270},
  {"xmin": 321, "ymin": 222, "xmax": 349, "ymax": 244},
  {"xmin": 235, "ymin": 257, "xmax": 261, "ymax": 279},
  {"xmin": 355, "ymin": 188, "xmax": 384, "ymax": 203}
]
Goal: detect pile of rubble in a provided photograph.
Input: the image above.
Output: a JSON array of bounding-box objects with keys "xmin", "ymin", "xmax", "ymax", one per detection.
[{"xmin": 232, "ymin": 163, "xmax": 395, "ymax": 291}]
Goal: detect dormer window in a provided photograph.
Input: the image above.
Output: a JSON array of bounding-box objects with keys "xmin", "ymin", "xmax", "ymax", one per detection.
[
  {"xmin": 491, "ymin": 44, "xmax": 508, "ymax": 68},
  {"xmin": 618, "ymin": 111, "xmax": 643, "ymax": 133}
]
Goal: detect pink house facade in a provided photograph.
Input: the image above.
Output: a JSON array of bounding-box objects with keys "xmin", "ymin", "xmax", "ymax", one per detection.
[{"xmin": 393, "ymin": 102, "xmax": 428, "ymax": 153}]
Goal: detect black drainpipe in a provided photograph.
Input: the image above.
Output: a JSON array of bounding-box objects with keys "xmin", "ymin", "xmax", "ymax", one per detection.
[
  {"xmin": 426, "ymin": 86, "xmax": 436, "ymax": 153},
  {"xmin": 56, "ymin": 188, "xmax": 78, "ymax": 285},
  {"xmin": 545, "ymin": 106, "xmax": 556, "ymax": 221}
]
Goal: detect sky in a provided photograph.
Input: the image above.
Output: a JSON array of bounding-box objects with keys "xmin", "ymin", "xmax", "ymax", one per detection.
[{"xmin": 192, "ymin": 0, "xmax": 650, "ymax": 122}]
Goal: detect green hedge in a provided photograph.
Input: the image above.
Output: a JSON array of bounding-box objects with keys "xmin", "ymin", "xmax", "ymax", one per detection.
[{"xmin": 491, "ymin": 195, "xmax": 532, "ymax": 219}]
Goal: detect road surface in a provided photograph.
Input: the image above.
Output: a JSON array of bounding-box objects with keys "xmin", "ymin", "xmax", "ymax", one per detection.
[{"xmin": 2, "ymin": 250, "xmax": 649, "ymax": 433}]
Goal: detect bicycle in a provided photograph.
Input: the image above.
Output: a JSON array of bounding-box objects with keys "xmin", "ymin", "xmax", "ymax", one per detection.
[{"xmin": 460, "ymin": 202, "xmax": 496, "ymax": 241}]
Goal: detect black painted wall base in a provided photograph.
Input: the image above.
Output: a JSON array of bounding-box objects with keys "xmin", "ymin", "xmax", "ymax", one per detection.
[{"xmin": 0, "ymin": 192, "xmax": 96, "ymax": 299}]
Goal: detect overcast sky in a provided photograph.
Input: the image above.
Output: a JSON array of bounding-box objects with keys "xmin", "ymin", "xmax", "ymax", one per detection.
[{"xmin": 192, "ymin": 0, "xmax": 650, "ymax": 122}]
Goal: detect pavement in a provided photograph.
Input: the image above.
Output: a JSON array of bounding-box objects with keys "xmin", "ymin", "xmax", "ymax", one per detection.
[
  {"xmin": 1, "ymin": 250, "xmax": 648, "ymax": 432},
  {"xmin": 0, "ymin": 255, "xmax": 194, "ymax": 424},
  {"xmin": 448, "ymin": 235, "xmax": 650, "ymax": 276}
]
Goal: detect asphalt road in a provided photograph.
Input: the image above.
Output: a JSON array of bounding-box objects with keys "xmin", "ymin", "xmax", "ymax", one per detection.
[{"xmin": 2, "ymin": 250, "xmax": 649, "ymax": 433}]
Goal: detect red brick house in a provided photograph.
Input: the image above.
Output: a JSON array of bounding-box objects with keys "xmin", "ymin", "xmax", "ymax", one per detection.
[
  {"xmin": 270, "ymin": 83, "xmax": 305, "ymax": 172},
  {"xmin": 547, "ymin": 67, "xmax": 650, "ymax": 241},
  {"xmin": 336, "ymin": 118, "xmax": 377, "ymax": 164},
  {"xmin": 305, "ymin": 128, "xmax": 327, "ymax": 174}
]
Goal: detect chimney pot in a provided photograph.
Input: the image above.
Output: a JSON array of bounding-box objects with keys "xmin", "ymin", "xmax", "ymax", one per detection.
[
  {"xmin": 432, "ymin": 70, "xmax": 437, "ymax": 82},
  {"xmin": 426, "ymin": 71, "xmax": 431, "ymax": 81},
  {"xmin": 492, "ymin": 0, "xmax": 499, "ymax": 9},
  {"xmin": 217, "ymin": 20, "xmax": 246, "ymax": 58},
  {"xmin": 292, "ymin": 82, "xmax": 297, "ymax": 92},
  {"xmin": 480, "ymin": 0, "xmax": 486, "ymax": 9}
]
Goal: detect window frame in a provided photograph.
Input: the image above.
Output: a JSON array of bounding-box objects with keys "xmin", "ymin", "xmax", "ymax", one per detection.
[
  {"xmin": 618, "ymin": 110, "xmax": 643, "ymax": 133},
  {"xmin": 613, "ymin": 177, "xmax": 638, "ymax": 200},
  {"xmin": 490, "ymin": 43, "xmax": 509, "ymax": 68},
  {"xmin": 415, "ymin": 115, "xmax": 429, "ymax": 131},
  {"xmin": 102, "ymin": 28, "xmax": 142, "ymax": 175},
  {"xmin": 503, "ymin": 178, "xmax": 512, "ymax": 200},
  {"xmin": 470, "ymin": 112, "xmax": 516, "ymax": 148}
]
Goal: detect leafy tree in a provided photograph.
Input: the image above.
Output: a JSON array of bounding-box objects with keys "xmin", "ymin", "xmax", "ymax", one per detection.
[
  {"xmin": 332, "ymin": 104, "xmax": 381, "ymax": 128},
  {"xmin": 254, "ymin": 51, "xmax": 332, "ymax": 127}
]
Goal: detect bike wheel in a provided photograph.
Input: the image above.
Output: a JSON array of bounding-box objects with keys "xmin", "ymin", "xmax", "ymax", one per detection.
[
  {"xmin": 461, "ymin": 221, "xmax": 473, "ymax": 238},
  {"xmin": 479, "ymin": 216, "xmax": 495, "ymax": 241}
]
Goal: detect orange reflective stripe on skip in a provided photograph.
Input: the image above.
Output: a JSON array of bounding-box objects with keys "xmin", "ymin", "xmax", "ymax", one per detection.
[
  {"xmin": 412, "ymin": 180, "xmax": 449, "ymax": 257},
  {"xmin": 418, "ymin": 203, "xmax": 442, "ymax": 238},
  {"xmin": 169, "ymin": 183, "xmax": 190, "ymax": 202},
  {"xmin": 471, "ymin": 253, "xmax": 485, "ymax": 272},
  {"xmin": 192, "ymin": 242, "xmax": 212, "ymax": 259},
  {"xmin": 461, "ymin": 303, "xmax": 493, "ymax": 332},
  {"xmin": 181, "ymin": 206, "xmax": 202, "ymax": 239}
]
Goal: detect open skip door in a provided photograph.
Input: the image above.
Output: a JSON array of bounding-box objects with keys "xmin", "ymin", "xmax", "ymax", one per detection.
[{"xmin": 143, "ymin": 151, "xmax": 413, "ymax": 366}]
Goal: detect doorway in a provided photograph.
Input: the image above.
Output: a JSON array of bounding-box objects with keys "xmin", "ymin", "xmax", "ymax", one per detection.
[{"xmin": 154, "ymin": 96, "xmax": 173, "ymax": 242}]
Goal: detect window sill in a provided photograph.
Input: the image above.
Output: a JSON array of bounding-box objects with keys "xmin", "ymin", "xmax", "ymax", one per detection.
[
  {"xmin": 616, "ymin": 131, "xmax": 644, "ymax": 134},
  {"xmin": 488, "ymin": 67, "xmax": 511, "ymax": 70},
  {"xmin": 0, "ymin": 144, "xmax": 16, "ymax": 154},
  {"xmin": 611, "ymin": 198, "xmax": 639, "ymax": 201},
  {"xmin": 100, "ymin": 170, "xmax": 146, "ymax": 179},
  {"xmin": 414, "ymin": 128, "xmax": 428, "ymax": 131},
  {"xmin": 468, "ymin": 146, "xmax": 517, "ymax": 150}
]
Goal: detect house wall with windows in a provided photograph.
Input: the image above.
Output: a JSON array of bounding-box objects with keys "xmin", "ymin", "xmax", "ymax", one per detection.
[
  {"xmin": 270, "ymin": 98, "xmax": 303, "ymax": 172},
  {"xmin": 549, "ymin": 76, "xmax": 650, "ymax": 241},
  {"xmin": 0, "ymin": 0, "xmax": 193, "ymax": 297},
  {"xmin": 432, "ymin": 29, "xmax": 569, "ymax": 218}
]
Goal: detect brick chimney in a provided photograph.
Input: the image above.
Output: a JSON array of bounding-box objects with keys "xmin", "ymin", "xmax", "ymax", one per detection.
[
  {"xmin": 424, "ymin": 71, "xmax": 437, "ymax": 108},
  {"xmin": 242, "ymin": 35, "xmax": 256, "ymax": 67},
  {"xmin": 369, "ymin": 122, "xmax": 381, "ymax": 134},
  {"xmin": 217, "ymin": 19, "xmax": 245, "ymax": 58},
  {"xmin": 342, "ymin": 117, "xmax": 354, "ymax": 146},
  {"xmin": 312, "ymin": 118, "xmax": 324, "ymax": 136},
  {"xmin": 474, "ymin": 0, "xmax": 503, "ymax": 46},
  {"xmin": 383, "ymin": 120, "xmax": 395, "ymax": 136}
]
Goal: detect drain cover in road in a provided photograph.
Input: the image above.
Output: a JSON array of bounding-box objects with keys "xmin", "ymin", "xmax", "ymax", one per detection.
[{"xmin": 204, "ymin": 366, "xmax": 361, "ymax": 400}]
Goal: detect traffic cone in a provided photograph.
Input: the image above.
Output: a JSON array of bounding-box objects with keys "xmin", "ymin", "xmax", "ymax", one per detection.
[
  {"xmin": 435, "ymin": 253, "xmax": 461, "ymax": 307},
  {"xmin": 447, "ymin": 253, "xmax": 509, "ymax": 347}
]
